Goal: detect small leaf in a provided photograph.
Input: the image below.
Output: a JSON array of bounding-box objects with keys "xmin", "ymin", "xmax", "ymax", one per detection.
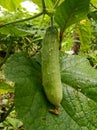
[
  {"xmin": 54, "ymin": 0, "xmax": 90, "ymax": 30},
  {"xmin": 0, "ymin": 81, "xmax": 14, "ymax": 95},
  {"xmin": 6, "ymin": 117, "xmax": 23, "ymax": 128},
  {"xmin": 91, "ymin": 0, "xmax": 97, "ymax": 6}
]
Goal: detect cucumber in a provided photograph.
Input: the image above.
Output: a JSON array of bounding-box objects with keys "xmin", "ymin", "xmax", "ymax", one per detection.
[{"xmin": 42, "ymin": 26, "xmax": 62, "ymax": 108}]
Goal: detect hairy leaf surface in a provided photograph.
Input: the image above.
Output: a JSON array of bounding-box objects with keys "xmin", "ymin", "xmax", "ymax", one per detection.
[
  {"xmin": 4, "ymin": 52, "xmax": 80, "ymax": 129},
  {"xmin": 4, "ymin": 52, "xmax": 97, "ymax": 130},
  {"xmin": 60, "ymin": 54, "xmax": 97, "ymax": 102}
]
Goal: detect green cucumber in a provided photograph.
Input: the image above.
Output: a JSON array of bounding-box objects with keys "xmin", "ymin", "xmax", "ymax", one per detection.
[{"xmin": 42, "ymin": 26, "xmax": 62, "ymax": 108}]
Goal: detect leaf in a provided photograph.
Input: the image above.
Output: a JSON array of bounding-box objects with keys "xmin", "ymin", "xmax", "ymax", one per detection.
[
  {"xmin": 60, "ymin": 54, "xmax": 97, "ymax": 102},
  {"xmin": 6, "ymin": 117, "xmax": 23, "ymax": 128},
  {"xmin": 91, "ymin": 0, "xmax": 97, "ymax": 6},
  {"xmin": 0, "ymin": 81, "xmax": 14, "ymax": 95},
  {"xmin": 4, "ymin": 52, "xmax": 80, "ymax": 130},
  {"xmin": 0, "ymin": 0, "xmax": 23, "ymax": 11},
  {"xmin": 0, "ymin": 25, "xmax": 34, "ymax": 36},
  {"xmin": 89, "ymin": 10, "xmax": 97, "ymax": 21},
  {"xmin": 62, "ymin": 84, "xmax": 97, "ymax": 129},
  {"xmin": 31, "ymin": 0, "xmax": 42, "ymax": 8},
  {"xmin": 4, "ymin": 52, "xmax": 41, "ymax": 83},
  {"xmin": 15, "ymin": 78, "xmax": 82, "ymax": 130},
  {"xmin": 32, "ymin": 0, "xmax": 58, "ymax": 9},
  {"xmin": 78, "ymin": 19, "xmax": 91, "ymax": 53},
  {"xmin": 54, "ymin": 0, "xmax": 90, "ymax": 30},
  {"xmin": 31, "ymin": 0, "xmax": 63, "ymax": 10},
  {"xmin": 4, "ymin": 52, "xmax": 97, "ymax": 130}
]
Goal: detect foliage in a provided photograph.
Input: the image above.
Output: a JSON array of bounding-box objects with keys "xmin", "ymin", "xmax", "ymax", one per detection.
[
  {"xmin": 55, "ymin": 0, "xmax": 90, "ymax": 30},
  {"xmin": 4, "ymin": 52, "xmax": 97, "ymax": 130},
  {"xmin": 0, "ymin": 0, "xmax": 24, "ymax": 11},
  {"xmin": 78, "ymin": 19, "xmax": 91, "ymax": 54},
  {"xmin": 0, "ymin": 81, "xmax": 14, "ymax": 95},
  {"xmin": 1, "ymin": 0, "xmax": 97, "ymax": 130},
  {"xmin": 0, "ymin": 92, "xmax": 23, "ymax": 130}
]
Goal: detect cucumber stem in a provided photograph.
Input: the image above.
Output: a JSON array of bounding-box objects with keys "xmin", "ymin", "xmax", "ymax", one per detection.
[{"xmin": 49, "ymin": 106, "xmax": 60, "ymax": 115}]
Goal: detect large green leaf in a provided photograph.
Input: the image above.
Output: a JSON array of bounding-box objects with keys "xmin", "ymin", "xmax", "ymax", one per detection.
[
  {"xmin": 60, "ymin": 54, "xmax": 97, "ymax": 102},
  {"xmin": 4, "ymin": 52, "xmax": 41, "ymax": 83},
  {"xmin": 54, "ymin": 0, "xmax": 90, "ymax": 30},
  {"xmin": 62, "ymin": 84, "xmax": 97, "ymax": 129},
  {"xmin": 0, "ymin": 0, "xmax": 23, "ymax": 11},
  {"xmin": 4, "ymin": 52, "xmax": 97, "ymax": 129},
  {"xmin": 4, "ymin": 52, "xmax": 79, "ymax": 129}
]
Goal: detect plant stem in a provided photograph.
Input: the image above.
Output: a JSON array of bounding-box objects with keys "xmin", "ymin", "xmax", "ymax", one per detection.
[
  {"xmin": 59, "ymin": 29, "xmax": 64, "ymax": 50},
  {"xmin": 51, "ymin": 16, "xmax": 54, "ymax": 26},
  {"xmin": 53, "ymin": 0, "xmax": 60, "ymax": 9},
  {"xmin": 42, "ymin": 0, "xmax": 46, "ymax": 11},
  {"xmin": 0, "ymin": 11, "xmax": 44, "ymax": 28}
]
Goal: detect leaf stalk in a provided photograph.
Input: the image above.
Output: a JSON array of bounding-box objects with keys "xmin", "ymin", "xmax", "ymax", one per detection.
[{"xmin": 0, "ymin": 11, "xmax": 44, "ymax": 28}]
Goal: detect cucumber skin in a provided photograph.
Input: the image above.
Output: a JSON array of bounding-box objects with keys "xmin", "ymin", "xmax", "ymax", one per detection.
[{"xmin": 42, "ymin": 26, "xmax": 62, "ymax": 107}]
